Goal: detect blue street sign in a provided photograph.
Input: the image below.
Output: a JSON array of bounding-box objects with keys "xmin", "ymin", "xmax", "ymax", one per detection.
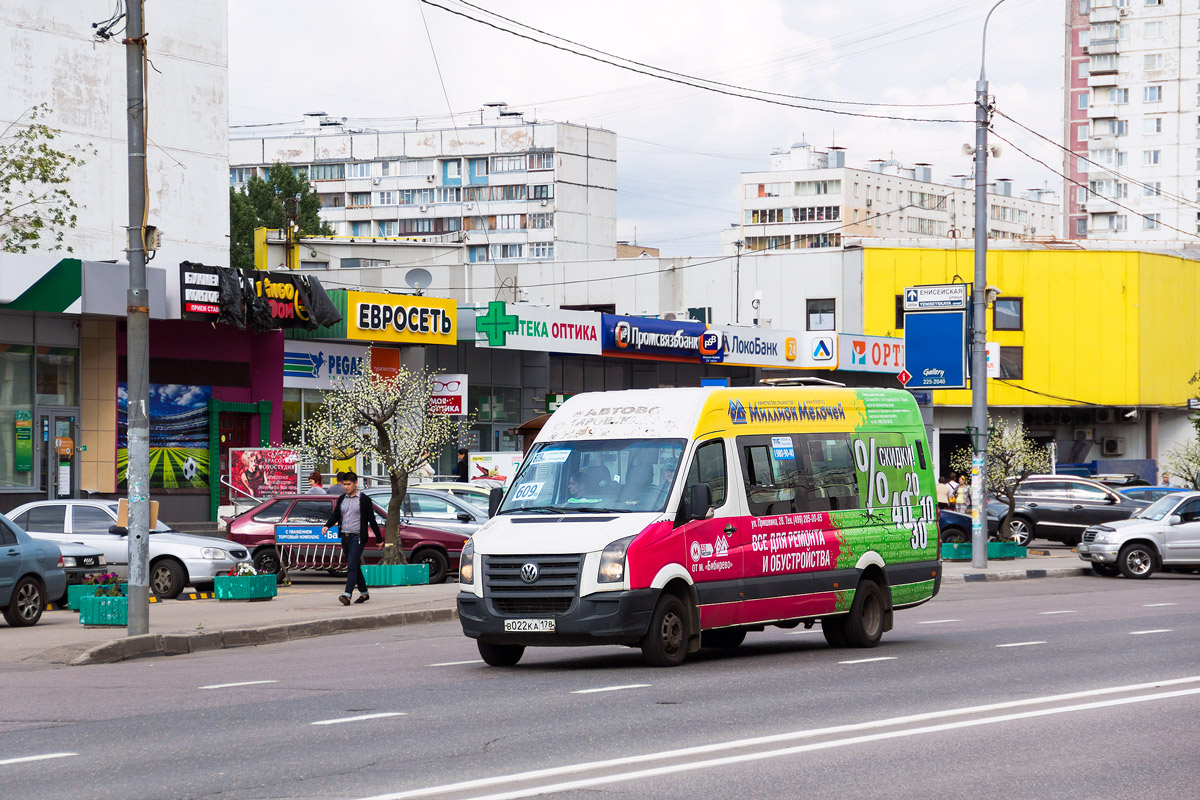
[
  {"xmin": 903, "ymin": 310, "xmax": 967, "ymax": 389},
  {"xmin": 275, "ymin": 524, "xmax": 340, "ymax": 545}
]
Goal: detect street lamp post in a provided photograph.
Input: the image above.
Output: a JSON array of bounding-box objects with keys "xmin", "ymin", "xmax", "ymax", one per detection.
[
  {"xmin": 733, "ymin": 239, "xmax": 744, "ymax": 324},
  {"xmin": 970, "ymin": 0, "xmax": 1009, "ymax": 569}
]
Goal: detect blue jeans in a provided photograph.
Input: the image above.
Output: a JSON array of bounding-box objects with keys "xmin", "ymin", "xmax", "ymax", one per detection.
[{"xmin": 342, "ymin": 536, "xmax": 367, "ymax": 596}]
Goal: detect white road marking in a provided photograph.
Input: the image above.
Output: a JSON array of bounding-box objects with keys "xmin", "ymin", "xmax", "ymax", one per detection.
[
  {"xmin": 199, "ymin": 680, "xmax": 278, "ymax": 690},
  {"xmin": 571, "ymin": 684, "xmax": 650, "ymax": 695},
  {"xmin": 0, "ymin": 753, "xmax": 76, "ymax": 767},
  {"xmin": 312, "ymin": 712, "xmax": 406, "ymax": 726},
  {"xmin": 1130, "ymin": 629, "xmax": 1172, "ymax": 635},
  {"xmin": 917, "ymin": 619, "xmax": 960, "ymax": 624},
  {"xmin": 352, "ymin": 679, "xmax": 1200, "ymax": 800},
  {"xmin": 1144, "ymin": 603, "xmax": 1177, "ymax": 607},
  {"xmin": 838, "ymin": 656, "xmax": 897, "ymax": 665},
  {"xmin": 996, "ymin": 641, "xmax": 1046, "ymax": 648},
  {"xmin": 1037, "ymin": 610, "xmax": 1077, "ymax": 615},
  {"xmin": 428, "ymin": 660, "xmax": 485, "ymax": 667}
]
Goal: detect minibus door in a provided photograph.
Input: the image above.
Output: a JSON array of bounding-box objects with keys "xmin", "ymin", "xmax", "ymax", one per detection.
[{"xmin": 677, "ymin": 438, "xmax": 743, "ymax": 630}]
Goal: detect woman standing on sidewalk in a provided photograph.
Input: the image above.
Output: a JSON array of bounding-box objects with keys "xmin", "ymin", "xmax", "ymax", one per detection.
[{"xmin": 322, "ymin": 471, "xmax": 381, "ymax": 606}]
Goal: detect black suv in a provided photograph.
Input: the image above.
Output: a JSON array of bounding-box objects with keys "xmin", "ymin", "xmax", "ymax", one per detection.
[{"xmin": 988, "ymin": 475, "xmax": 1150, "ymax": 547}]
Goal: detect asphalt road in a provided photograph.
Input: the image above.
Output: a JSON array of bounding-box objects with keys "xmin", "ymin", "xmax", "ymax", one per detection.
[{"xmin": 2, "ymin": 573, "xmax": 1198, "ymax": 800}]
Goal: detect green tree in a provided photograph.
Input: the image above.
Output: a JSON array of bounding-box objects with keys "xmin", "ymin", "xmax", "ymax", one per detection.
[
  {"xmin": 951, "ymin": 418, "xmax": 1052, "ymax": 542},
  {"xmin": 1162, "ymin": 438, "xmax": 1200, "ymax": 489},
  {"xmin": 229, "ymin": 162, "xmax": 331, "ymax": 269},
  {"xmin": 0, "ymin": 104, "xmax": 92, "ymax": 253}
]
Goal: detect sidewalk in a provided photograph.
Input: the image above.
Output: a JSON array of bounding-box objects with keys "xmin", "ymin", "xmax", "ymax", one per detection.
[{"xmin": 2, "ymin": 549, "xmax": 1087, "ymax": 668}]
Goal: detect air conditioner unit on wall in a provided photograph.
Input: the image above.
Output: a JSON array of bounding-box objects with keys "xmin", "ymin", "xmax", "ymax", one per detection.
[
  {"xmin": 1095, "ymin": 408, "xmax": 1117, "ymax": 424},
  {"xmin": 1073, "ymin": 428, "xmax": 1093, "ymax": 441},
  {"xmin": 1102, "ymin": 437, "xmax": 1125, "ymax": 456},
  {"xmin": 426, "ymin": 174, "xmax": 436, "ymax": 182}
]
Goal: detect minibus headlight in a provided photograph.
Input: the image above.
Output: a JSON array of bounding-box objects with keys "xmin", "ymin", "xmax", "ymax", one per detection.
[
  {"xmin": 459, "ymin": 538, "xmax": 474, "ymax": 585},
  {"xmin": 598, "ymin": 536, "xmax": 635, "ymax": 584}
]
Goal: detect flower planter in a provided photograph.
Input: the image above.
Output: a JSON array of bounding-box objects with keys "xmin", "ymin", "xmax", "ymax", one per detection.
[
  {"xmin": 214, "ymin": 573, "xmax": 278, "ymax": 601},
  {"xmin": 361, "ymin": 564, "xmax": 429, "ymax": 587},
  {"xmin": 67, "ymin": 583, "xmax": 127, "ymax": 610},
  {"xmin": 79, "ymin": 595, "xmax": 129, "ymax": 626},
  {"xmin": 940, "ymin": 542, "xmax": 1028, "ymax": 561}
]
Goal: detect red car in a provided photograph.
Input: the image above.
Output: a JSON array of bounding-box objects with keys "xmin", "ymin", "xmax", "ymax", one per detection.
[{"xmin": 224, "ymin": 494, "xmax": 466, "ymax": 583}]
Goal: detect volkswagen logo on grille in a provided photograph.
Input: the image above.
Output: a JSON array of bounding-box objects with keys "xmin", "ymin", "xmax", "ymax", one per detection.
[{"xmin": 520, "ymin": 562, "xmax": 540, "ymax": 584}]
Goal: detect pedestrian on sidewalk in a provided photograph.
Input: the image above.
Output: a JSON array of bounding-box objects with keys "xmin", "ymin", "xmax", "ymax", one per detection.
[
  {"xmin": 326, "ymin": 471, "xmax": 347, "ymax": 495},
  {"xmin": 322, "ymin": 470, "xmax": 381, "ymax": 606},
  {"xmin": 455, "ymin": 448, "xmax": 470, "ymax": 483},
  {"xmin": 936, "ymin": 475, "xmax": 953, "ymax": 510},
  {"xmin": 305, "ymin": 470, "xmax": 326, "ymax": 495}
]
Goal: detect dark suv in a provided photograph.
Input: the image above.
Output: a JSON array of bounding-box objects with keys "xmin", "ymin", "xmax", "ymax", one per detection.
[{"xmin": 988, "ymin": 475, "xmax": 1149, "ymax": 547}]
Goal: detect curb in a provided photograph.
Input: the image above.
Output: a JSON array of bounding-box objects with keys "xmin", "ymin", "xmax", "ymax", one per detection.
[
  {"xmin": 68, "ymin": 606, "xmax": 460, "ymax": 666},
  {"xmin": 942, "ymin": 566, "xmax": 1090, "ymax": 583}
]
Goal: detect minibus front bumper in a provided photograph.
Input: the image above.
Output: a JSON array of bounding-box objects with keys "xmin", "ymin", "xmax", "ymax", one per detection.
[{"xmin": 458, "ymin": 588, "xmax": 659, "ymax": 646}]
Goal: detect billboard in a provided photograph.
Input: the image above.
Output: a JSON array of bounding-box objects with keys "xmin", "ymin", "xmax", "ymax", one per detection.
[
  {"xmin": 118, "ymin": 383, "xmax": 210, "ymax": 489},
  {"xmin": 229, "ymin": 447, "xmax": 299, "ymax": 498}
]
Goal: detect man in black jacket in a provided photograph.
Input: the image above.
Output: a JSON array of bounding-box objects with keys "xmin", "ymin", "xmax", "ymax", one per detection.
[{"xmin": 322, "ymin": 471, "xmax": 381, "ymax": 605}]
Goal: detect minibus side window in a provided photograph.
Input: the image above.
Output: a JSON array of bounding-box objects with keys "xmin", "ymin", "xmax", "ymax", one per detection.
[
  {"xmin": 683, "ymin": 439, "xmax": 727, "ymax": 509},
  {"xmin": 739, "ymin": 437, "xmax": 801, "ymax": 517},
  {"xmin": 798, "ymin": 433, "xmax": 860, "ymax": 512}
]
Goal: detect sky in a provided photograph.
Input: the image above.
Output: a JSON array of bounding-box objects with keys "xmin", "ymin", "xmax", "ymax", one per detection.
[{"xmin": 229, "ymin": 0, "xmax": 1065, "ymax": 256}]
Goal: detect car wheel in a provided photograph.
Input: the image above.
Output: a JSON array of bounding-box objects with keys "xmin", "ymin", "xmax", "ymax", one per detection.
[
  {"xmin": 941, "ymin": 527, "xmax": 967, "ymax": 544},
  {"xmin": 701, "ymin": 628, "xmax": 747, "ymax": 648},
  {"xmin": 641, "ymin": 593, "xmax": 690, "ymax": 667},
  {"xmin": 844, "ymin": 580, "xmax": 886, "ymax": 648},
  {"xmin": 412, "ymin": 548, "xmax": 449, "ymax": 584},
  {"xmin": 252, "ymin": 547, "xmax": 282, "ymax": 582},
  {"xmin": 821, "ymin": 616, "xmax": 849, "ymax": 647},
  {"xmin": 477, "ymin": 641, "xmax": 524, "ymax": 667},
  {"xmin": 150, "ymin": 558, "xmax": 186, "ymax": 599},
  {"xmin": 3, "ymin": 577, "xmax": 45, "ymax": 627},
  {"xmin": 1117, "ymin": 543, "xmax": 1156, "ymax": 580},
  {"xmin": 1007, "ymin": 518, "xmax": 1033, "ymax": 547},
  {"xmin": 1091, "ymin": 563, "xmax": 1120, "ymax": 578}
]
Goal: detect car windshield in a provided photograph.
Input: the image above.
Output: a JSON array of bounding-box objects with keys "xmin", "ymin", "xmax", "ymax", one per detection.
[
  {"xmin": 1134, "ymin": 495, "xmax": 1184, "ymax": 521},
  {"xmin": 498, "ymin": 438, "xmax": 686, "ymax": 515}
]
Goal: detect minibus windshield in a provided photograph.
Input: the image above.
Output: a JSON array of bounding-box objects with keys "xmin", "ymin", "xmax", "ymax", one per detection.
[{"xmin": 499, "ymin": 438, "xmax": 686, "ymax": 515}]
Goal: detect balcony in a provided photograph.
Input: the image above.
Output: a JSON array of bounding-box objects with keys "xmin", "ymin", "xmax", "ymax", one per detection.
[
  {"xmin": 1087, "ymin": 103, "xmax": 1120, "ymax": 120},
  {"xmin": 1088, "ymin": 73, "xmax": 1120, "ymax": 88},
  {"xmin": 1088, "ymin": 40, "xmax": 1119, "ymax": 56},
  {"xmin": 1089, "ymin": 7, "xmax": 1120, "ymax": 23},
  {"xmin": 1084, "ymin": 196, "xmax": 1119, "ymax": 215}
]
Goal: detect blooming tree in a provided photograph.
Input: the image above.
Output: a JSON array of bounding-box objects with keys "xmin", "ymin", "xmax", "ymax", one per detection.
[
  {"xmin": 298, "ymin": 354, "xmax": 473, "ymax": 564},
  {"xmin": 951, "ymin": 418, "xmax": 1051, "ymax": 541},
  {"xmin": 1162, "ymin": 439, "xmax": 1200, "ymax": 490}
]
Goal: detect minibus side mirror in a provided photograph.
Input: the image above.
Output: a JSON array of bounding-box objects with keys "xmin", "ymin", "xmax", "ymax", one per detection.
[
  {"xmin": 683, "ymin": 483, "xmax": 713, "ymax": 522},
  {"xmin": 488, "ymin": 487, "xmax": 505, "ymax": 518}
]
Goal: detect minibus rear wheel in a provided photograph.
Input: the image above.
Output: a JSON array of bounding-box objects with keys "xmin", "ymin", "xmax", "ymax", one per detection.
[
  {"xmin": 844, "ymin": 580, "xmax": 885, "ymax": 648},
  {"xmin": 478, "ymin": 641, "xmax": 525, "ymax": 667},
  {"xmin": 641, "ymin": 593, "xmax": 690, "ymax": 667}
]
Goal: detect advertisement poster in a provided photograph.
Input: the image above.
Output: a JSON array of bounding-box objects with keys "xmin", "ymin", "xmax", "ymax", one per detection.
[
  {"xmin": 469, "ymin": 451, "xmax": 524, "ymax": 487},
  {"xmin": 229, "ymin": 447, "xmax": 299, "ymax": 498},
  {"xmin": 430, "ymin": 373, "xmax": 468, "ymax": 415},
  {"xmin": 118, "ymin": 383, "xmax": 211, "ymax": 489},
  {"xmin": 13, "ymin": 410, "xmax": 31, "ymax": 472}
]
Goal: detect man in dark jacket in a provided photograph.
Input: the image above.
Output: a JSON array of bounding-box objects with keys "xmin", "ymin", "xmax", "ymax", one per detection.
[{"xmin": 322, "ymin": 470, "xmax": 381, "ymax": 605}]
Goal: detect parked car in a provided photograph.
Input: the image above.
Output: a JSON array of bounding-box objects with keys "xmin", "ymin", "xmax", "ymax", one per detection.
[
  {"xmin": 0, "ymin": 514, "xmax": 65, "ymax": 627},
  {"xmin": 43, "ymin": 540, "xmax": 107, "ymax": 605},
  {"xmin": 7, "ymin": 500, "xmax": 249, "ymax": 599},
  {"xmin": 1078, "ymin": 491, "xmax": 1200, "ymax": 578},
  {"xmin": 985, "ymin": 475, "xmax": 1150, "ymax": 547},
  {"xmin": 365, "ymin": 487, "xmax": 485, "ymax": 537},
  {"xmin": 1117, "ymin": 485, "xmax": 1187, "ymax": 503},
  {"xmin": 1091, "ymin": 473, "xmax": 1151, "ymax": 488},
  {"xmin": 224, "ymin": 493, "xmax": 466, "ymax": 584},
  {"xmin": 937, "ymin": 507, "xmax": 1002, "ymax": 544},
  {"xmin": 409, "ymin": 482, "xmax": 491, "ymax": 514}
]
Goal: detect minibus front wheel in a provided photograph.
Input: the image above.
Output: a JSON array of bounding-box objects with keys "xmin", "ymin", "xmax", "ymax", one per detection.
[
  {"xmin": 641, "ymin": 593, "xmax": 690, "ymax": 667},
  {"xmin": 478, "ymin": 641, "xmax": 525, "ymax": 667}
]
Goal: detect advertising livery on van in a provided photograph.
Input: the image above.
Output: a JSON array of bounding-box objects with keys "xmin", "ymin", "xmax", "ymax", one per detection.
[{"xmin": 457, "ymin": 385, "xmax": 941, "ymax": 667}]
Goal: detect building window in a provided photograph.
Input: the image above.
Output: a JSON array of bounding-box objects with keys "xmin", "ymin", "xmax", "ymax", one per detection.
[
  {"xmin": 1144, "ymin": 149, "xmax": 1162, "ymax": 165},
  {"xmin": 496, "ymin": 214, "xmax": 522, "ymax": 230},
  {"xmin": 381, "ymin": 161, "xmax": 391, "ymax": 176},
  {"xmin": 1143, "ymin": 21, "xmax": 1163, "ymax": 37},
  {"xmin": 436, "ymin": 187, "xmax": 461, "ymax": 203},
  {"xmin": 489, "ymin": 155, "xmax": 525, "ymax": 173},
  {"xmin": 806, "ymin": 298, "xmax": 835, "ymax": 331},
  {"xmin": 346, "ymin": 162, "xmax": 371, "ymax": 179},
  {"xmin": 1079, "ymin": 0, "xmax": 1089, "ymax": 12},
  {"xmin": 350, "ymin": 221, "xmax": 370, "ymax": 237},
  {"xmin": 793, "ymin": 206, "xmax": 840, "ymax": 222},
  {"xmin": 1077, "ymin": 61, "xmax": 1089, "ymax": 80},
  {"xmin": 229, "ymin": 167, "xmax": 255, "ymax": 184},
  {"xmin": 377, "ymin": 221, "xmax": 397, "ymax": 237},
  {"xmin": 348, "ymin": 192, "xmax": 371, "ymax": 208},
  {"xmin": 530, "ymin": 184, "xmax": 554, "ymax": 200},
  {"xmin": 443, "ymin": 159, "xmax": 462, "ymax": 179},
  {"xmin": 528, "ymin": 212, "xmax": 553, "ymax": 229},
  {"xmin": 795, "ymin": 180, "xmax": 840, "ymax": 196},
  {"xmin": 529, "ymin": 242, "xmax": 554, "ymax": 259},
  {"xmin": 309, "ymin": 163, "xmax": 345, "ymax": 181},
  {"xmin": 1144, "ymin": 117, "xmax": 1162, "ymax": 135},
  {"xmin": 999, "ymin": 347, "xmax": 1024, "ymax": 380},
  {"xmin": 1109, "ymin": 88, "xmax": 1129, "ymax": 104},
  {"xmin": 994, "ymin": 298, "xmax": 1023, "ymax": 331},
  {"xmin": 1144, "ymin": 85, "xmax": 1163, "ymax": 103},
  {"xmin": 894, "ymin": 295, "xmax": 905, "ymax": 330},
  {"xmin": 1075, "ymin": 217, "xmax": 1088, "ymax": 236},
  {"xmin": 319, "ymin": 193, "xmax": 344, "ymax": 209},
  {"xmin": 1144, "ymin": 182, "xmax": 1161, "ymax": 197},
  {"xmin": 376, "ymin": 191, "xmax": 395, "ymax": 206},
  {"xmin": 1078, "ymin": 92, "xmax": 1089, "ymax": 110},
  {"xmin": 397, "ymin": 218, "xmax": 433, "ymax": 234},
  {"xmin": 1144, "ymin": 54, "xmax": 1164, "ymax": 71},
  {"xmin": 1144, "ymin": 0, "xmax": 1162, "ymax": 5},
  {"xmin": 396, "ymin": 159, "xmax": 436, "ymax": 177},
  {"xmin": 489, "ymin": 243, "xmax": 525, "ymax": 260},
  {"xmin": 527, "ymin": 151, "xmax": 554, "ymax": 170},
  {"xmin": 1143, "ymin": 213, "xmax": 1161, "ymax": 230}
]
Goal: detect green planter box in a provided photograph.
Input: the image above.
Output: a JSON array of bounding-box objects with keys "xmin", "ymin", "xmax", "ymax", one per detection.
[
  {"xmin": 214, "ymin": 574, "xmax": 278, "ymax": 601},
  {"xmin": 361, "ymin": 564, "xmax": 429, "ymax": 587},
  {"xmin": 79, "ymin": 595, "xmax": 129, "ymax": 626},
  {"xmin": 940, "ymin": 542, "xmax": 1028, "ymax": 561},
  {"xmin": 67, "ymin": 583, "xmax": 127, "ymax": 610}
]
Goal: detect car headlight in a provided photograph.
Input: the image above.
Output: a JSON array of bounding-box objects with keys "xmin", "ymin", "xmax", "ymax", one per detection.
[
  {"xmin": 61, "ymin": 556, "xmax": 78, "ymax": 567},
  {"xmin": 459, "ymin": 538, "xmax": 474, "ymax": 585},
  {"xmin": 1093, "ymin": 532, "xmax": 1117, "ymax": 544},
  {"xmin": 97, "ymin": 555, "xmax": 106, "ymax": 566},
  {"xmin": 598, "ymin": 536, "xmax": 635, "ymax": 584},
  {"xmin": 200, "ymin": 547, "xmax": 229, "ymax": 560}
]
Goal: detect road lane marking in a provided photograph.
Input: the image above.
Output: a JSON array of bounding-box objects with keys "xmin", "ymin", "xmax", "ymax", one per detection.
[
  {"xmin": 0, "ymin": 753, "xmax": 76, "ymax": 767},
  {"xmin": 838, "ymin": 657, "xmax": 897, "ymax": 665},
  {"xmin": 428, "ymin": 660, "xmax": 485, "ymax": 667},
  {"xmin": 996, "ymin": 641, "xmax": 1046, "ymax": 648},
  {"xmin": 199, "ymin": 680, "xmax": 279, "ymax": 690},
  {"xmin": 1130, "ymin": 629, "xmax": 1172, "ymax": 635},
  {"xmin": 1144, "ymin": 603, "xmax": 1177, "ymax": 607},
  {"xmin": 312, "ymin": 712, "xmax": 406, "ymax": 726},
  {"xmin": 571, "ymin": 684, "xmax": 650, "ymax": 695},
  {"xmin": 1038, "ymin": 611, "xmax": 1077, "ymax": 615},
  {"xmin": 353, "ymin": 681, "xmax": 1200, "ymax": 800},
  {"xmin": 917, "ymin": 619, "xmax": 960, "ymax": 624}
]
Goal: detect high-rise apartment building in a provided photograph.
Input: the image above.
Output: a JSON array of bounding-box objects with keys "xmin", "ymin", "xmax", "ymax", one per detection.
[
  {"xmin": 229, "ymin": 104, "xmax": 617, "ymax": 263},
  {"xmin": 1066, "ymin": 0, "xmax": 1200, "ymax": 240}
]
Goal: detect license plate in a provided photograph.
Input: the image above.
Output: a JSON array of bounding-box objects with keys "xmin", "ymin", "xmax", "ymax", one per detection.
[{"xmin": 504, "ymin": 618, "xmax": 555, "ymax": 633}]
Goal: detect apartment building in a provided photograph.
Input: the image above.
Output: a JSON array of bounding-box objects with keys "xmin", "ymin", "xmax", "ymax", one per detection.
[
  {"xmin": 229, "ymin": 104, "xmax": 617, "ymax": 263},
  {"xmin": 734, "ymin": 142, "xmax": 1059, "ymax": 253},
  {"xmin": 1067, "ymin": 0, "xmax": 1200, "ymax": 240}
]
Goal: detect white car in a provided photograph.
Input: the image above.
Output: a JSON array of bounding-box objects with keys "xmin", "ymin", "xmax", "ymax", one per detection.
[
  {"xmin": 7, "ymin": 500, "xmax": 249, "ymax": 598},
  {"xmin": 1078, "ymin": 491, "xmax": 1200, "ymax": 579}
]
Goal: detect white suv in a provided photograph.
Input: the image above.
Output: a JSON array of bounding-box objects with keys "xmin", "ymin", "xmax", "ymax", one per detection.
[{"xmin": 1078, "ymin": 491, "xmax": 1200, "ymax": 579}]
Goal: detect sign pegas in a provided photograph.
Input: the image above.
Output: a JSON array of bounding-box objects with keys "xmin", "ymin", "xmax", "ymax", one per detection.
[
  {"xmin": 283, "ymin": 340, "xmax": 368, "ymax": 390},
  {"xmin": 347, "ymin": 290, "xmax": 456, "ymax": 345},
  {"xmin": 474, "ymin": 302, "xmax": 602, "ymax": 355},
  {"xmin": 601, "ymin": 314, "xmax": 706, "ymax": 361}
]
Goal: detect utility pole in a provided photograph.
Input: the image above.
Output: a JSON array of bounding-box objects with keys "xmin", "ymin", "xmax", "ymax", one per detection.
[
  {"xmin": 123, "ymin": 0, "xmax": 151, "ymax": 635},
  {"xmin": 970, "ymin": 0, "xmax": 1009, "ymax": 569},
  {"xmin": 733, "ymin": 239, "xmax": 744, "ymax": 324}
]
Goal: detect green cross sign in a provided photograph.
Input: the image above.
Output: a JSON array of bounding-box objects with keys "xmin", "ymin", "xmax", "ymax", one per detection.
[{"xmin": 477, "ymin": 301, "xmax": 519, "ymax": 347}]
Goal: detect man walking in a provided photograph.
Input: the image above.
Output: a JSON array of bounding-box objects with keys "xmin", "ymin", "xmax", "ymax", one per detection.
[{"xmin": 322, "ymin": 470, "xmax": 381, "ymax": 606}]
